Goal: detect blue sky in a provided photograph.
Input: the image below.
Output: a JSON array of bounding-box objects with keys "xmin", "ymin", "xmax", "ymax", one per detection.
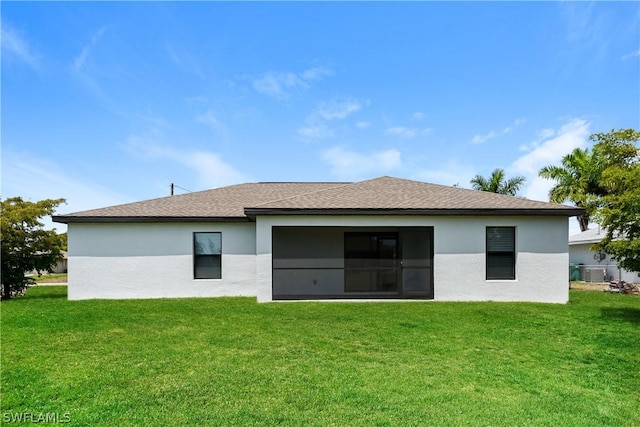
[{"xmin": 2, "ymin": 2, "xmax": 639, "ymax": 233}]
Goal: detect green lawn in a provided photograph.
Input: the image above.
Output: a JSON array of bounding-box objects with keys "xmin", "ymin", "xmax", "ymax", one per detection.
[{"xmin": 1, "ymin": 287, "xmax": 639, "ymax": 426}]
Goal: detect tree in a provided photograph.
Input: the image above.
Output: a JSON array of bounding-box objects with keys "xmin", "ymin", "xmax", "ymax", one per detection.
[
  {"xmin": 1, "ymin": 197, "xmax": 66, "ymax": 299},
  {"xmin": 538, "ymin": 147, "xmax": 604, "ymax": 232},
  {"xmin": 470, "ymin": 168, "xmax": 526, "ymax": 196},
  {"xmin": 591, "ymin": 129, "xmax": 640, "ymax": 273}
]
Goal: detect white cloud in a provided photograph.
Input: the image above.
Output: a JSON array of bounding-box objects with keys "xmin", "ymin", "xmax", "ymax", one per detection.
[
  {"xmin": 196, "ymin": 110, "xmax": 222, "ymax": 129},
  {"xmin": 622, "ymin": 48, "xmax": 640, "ymax": 61},
  {"xmin": 509, "ymin": 118, "xmax": 590, "ymax": 202},
  {"xmin": 560, "ymin": 2, "xmax": 609, "ymax": 60},
  {"xmin": 124, "ymin": 131, "xmax": 246, "ymax": 188},
  {"xmin": 297, "ymin": 123, "xmax": 334, "ymax": 140},
  {"xmin": 300, "ymin": 66, "xmax": 334, "ymax": 81},
  {"xmin": 1, "ymin": 23, "xmax": 39, "ymax": 68},
  {"xmin": 386, "ymin": 127, "xmax": 416, "ymax": 138},
  {"xmin": 471, "ymin": 117, "xmax": 526, "ymax": 144},
  {"xmin": 322, "ymin": 146, "xmax": 402, "ymax": 180},
  {"xmin": 73, "ymin": 27, "xmax": 106, "ymax": 72},
  {"xmin": 139, "ymin": 114, "xmax": 171, "ymax": 129},
  {"xmin": 252, "ymin": 71, "xmax": 307, "ymax": 97},
  {"xmin": 471, "ymin": 130, "xmax": 498, "ymax": 144},
  {"xmin": 539, "ymin": 127, "xmax": 556, "ymax": 139},
  {"xmin": 166, "ymin": 44, "xmax": 204, "ymax": 78},
  {"xmin": 316, "ymin": 98, "xmax": 363, "ymax": 120},
  {"xmin": 321, "ymin": 148, "xmax": 474, "ymax": 189},
  {"xmin": 355, "ymin": 121, "xmax": 371, "ymax": 129},
  {"xmin": 502, "ymin": 117, "xmax": 527, "ymax": 134},
  {"xmin": 519, "ymin": 127, "xmax": 556, "ymax": 151},
  {"xmin": 68, "ymin": 27, "xmax": 118, "ymax": 112},
  {"xmin": 412, "ymin": 112, "xmax": 426, "ymax": 121},
  {"xmin": 73, "ymin": 46, "xmax": 90, "ymax": 71},
  {"xmin": 185, "ymin": 151, "xmax": 246, "ymax": 187},
  {"xmin": 385, "ymin": 126, "xmax": 432, "ymax": 139},
  {"xmin": 298, "ymin": 97, "xmax": 366, "ymax": 141},
  {"xmin": 252, "ymin": 66, "xmax": 333, "ymax": 98},
  {"xmin": 1, "ymin": 149, "xmax": 128, "ymax": 230},
  {"xmin": 412, "ymin": 161, "xmax": 477, "ymax": 188},
  {"xmin": 185, "ymin": 95, "xmax": 208, "ymax": 104}
]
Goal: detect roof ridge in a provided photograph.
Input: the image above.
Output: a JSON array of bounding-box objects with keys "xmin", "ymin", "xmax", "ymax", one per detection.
[
  {"xmin": 248, "ymin": 181, "xmax": 355, "ymax": 208},
  {"xmin": 247, "ymin": 176, "xmax": 425, "ymax": 207},
  {"xmin": 252, "ymin": 175, "xmax": 553, "ymax": 207},
  {"xmin": 257, "ymin": 181, "xmax": 350, "ymax": 184},
  {"xmin": 365, "ymin": 176, "xmax": 534, "ymax": 200},
  {"xmin": 245, "ymin": 175, "xmax": 582, "ymax": 213}
]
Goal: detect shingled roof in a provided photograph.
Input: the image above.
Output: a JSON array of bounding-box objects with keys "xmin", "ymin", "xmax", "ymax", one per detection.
[
  {"xmin": 53, "ymin": 182, "xmax": 345, "ymax": 223},
  {"xmin": 53, "ymin": 176, "xmax": 583, "ymax": 223}
]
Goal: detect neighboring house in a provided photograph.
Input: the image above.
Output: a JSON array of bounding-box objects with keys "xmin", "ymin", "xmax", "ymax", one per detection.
[
  {"xmin": 53, "ymin": 176, "xmax": 582, "ymax": 303},
  {"xmin": 51, "ymin": 251, "xmax": 68, "ymax": 274},
  {"xmin": 27, "ymin": 251, "xmax": 67, "ymax": 275},
  {"xmin": 569, "ymin": 228, "xmax": 639, "ymax": 283}
]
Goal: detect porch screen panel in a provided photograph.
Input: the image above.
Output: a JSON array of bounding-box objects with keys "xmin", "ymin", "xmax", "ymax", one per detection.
[
  {"xmin": 400, "ymin": 229, "xmax": 433, "ymax": 294},
  {"xmin": 272, "ymin": 227, "xmax": 344, "ymax": 297},
  {"xmin": 402, "ymin": 269, "xmax": 431, "ymax": 292},
  {"xmin": 344, "ymin": 232, "xmax": 399, "ymax": 293}
]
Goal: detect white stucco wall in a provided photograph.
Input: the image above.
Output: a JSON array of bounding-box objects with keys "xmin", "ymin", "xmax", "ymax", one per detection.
[
  {"xmin": 256, "ymin": 215, "xmax": 570, "ymax": 303},
  {"xmin": 67, "ymin": 222, "xmax": 256, "ymax": 300}
]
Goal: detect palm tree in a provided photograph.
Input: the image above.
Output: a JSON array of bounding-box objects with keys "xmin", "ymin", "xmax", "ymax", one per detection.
[
  {"xmin": 538, "ymin": 147, "xmax": 603, "ymax": 232},
  {"xmin": 470, "ymin": 168, "xmax": 526, "ymax": 196}
]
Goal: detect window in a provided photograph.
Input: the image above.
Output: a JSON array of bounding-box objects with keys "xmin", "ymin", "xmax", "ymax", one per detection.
[
  {"xmin": 486, "ymin": 227, "xmax": 515, "ymax": 280},
  {"xmin": 194, "ymin": 232, "xmax": 221, "ymax": 279}
]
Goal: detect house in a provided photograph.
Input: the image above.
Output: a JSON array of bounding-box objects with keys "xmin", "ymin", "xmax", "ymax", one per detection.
[
  {"xmin": 51, "ymin": 251, "xmax": 68, "ymax": 274},
  {"xmin": 53, "ymin": 176, "xmax": 582, "ymax": 303},
  {"xmin": 27, "ymin": 251, "xmax": 67, "ymax": 275},
  {"xmin": 569, "ymin": 228, "xmax": 639, "ymax": 283}
]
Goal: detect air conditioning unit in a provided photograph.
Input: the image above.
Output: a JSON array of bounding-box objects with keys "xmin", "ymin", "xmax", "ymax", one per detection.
[{"xmin": 585, "ymin": 268, "xmax": 606, "ymax": 283}]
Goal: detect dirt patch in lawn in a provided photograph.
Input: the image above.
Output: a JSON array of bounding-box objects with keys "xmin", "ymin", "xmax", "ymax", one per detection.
[
  {"xmin": 570, "ymin": 282, "xmax": 609, "ymax": 292},
  {"xmin": 35, "ymin": 274, "xmax": 68, "ymax": 283}
]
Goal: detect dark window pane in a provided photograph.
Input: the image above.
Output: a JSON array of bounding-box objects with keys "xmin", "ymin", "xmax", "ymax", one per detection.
[
  {"xmin": 487, "ymin": 253, "xmax": 515, "ymax": 280},
  {"xmin": 486, "ymin": 227, "xmax": 515, "ymax": 252},
  {"xmin": 194, "ymin": 232, "xmax": 222, "ymax": 279},
  {"xmin": 345, "ymin": 235, "xmax": 375, "ymax": 254},
  {"xmin": 486, "ymin": 227, "xmax": 515, "ymax": 280},
  {"xmin": 195, "ymin": 255, "xmax": 221, "ymax": 279},
  {"xmin": 195, "ymin": 233, "xmax": 221, "ymax": 255}
]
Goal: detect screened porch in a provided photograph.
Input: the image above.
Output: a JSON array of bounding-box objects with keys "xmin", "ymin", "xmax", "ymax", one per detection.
[{"xmin": 272, "ymin": 226, "xmax": 434, "ymax": 300}]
